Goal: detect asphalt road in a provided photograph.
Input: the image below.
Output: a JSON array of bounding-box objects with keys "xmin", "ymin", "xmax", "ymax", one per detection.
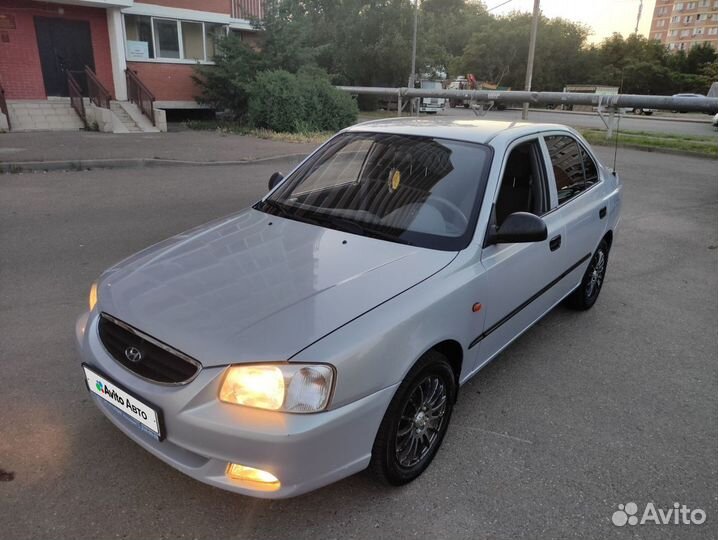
[
  {"xmin": 1, "ymin": 148, "xmax": 717, "ymax": 539},
  {"xmin": 438, "ymin": 107, "xmax": 718, "ymax": 137}
]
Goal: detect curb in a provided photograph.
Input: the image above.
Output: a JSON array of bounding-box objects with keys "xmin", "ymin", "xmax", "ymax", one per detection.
[{"xmin": 0, "ymin": 152, "xmax": 309, "ymax": 174}]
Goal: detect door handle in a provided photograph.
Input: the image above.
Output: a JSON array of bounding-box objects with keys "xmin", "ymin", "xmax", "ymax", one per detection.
[
  {"xmin": 549, "ymin": 235, "xmax": 562, "ymax": 251},
  {"xmin": 599, "ymin": 206, "xmax": 607, "ymax": 219}
]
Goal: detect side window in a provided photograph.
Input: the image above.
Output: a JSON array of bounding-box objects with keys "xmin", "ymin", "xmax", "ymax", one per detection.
[
  {"xmin": 494, "ymin": 140, "xmax": 549, "ymax": 226},
  {"xmin": 580, "ymin": 145, "xmax": 599, "ymax": 188},
  {"xmin": 545, "ymin": 135, "xmax": 586, "ymax": 205}
]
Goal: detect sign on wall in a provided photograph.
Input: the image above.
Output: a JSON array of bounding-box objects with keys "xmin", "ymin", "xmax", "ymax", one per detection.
[
  {"xmin": 0, "ymin": 14, "xmax": 17, "ymax": 29},
  {"xmin": 127, "ymin": 40, "xmax": 149, "ymax": 60}
]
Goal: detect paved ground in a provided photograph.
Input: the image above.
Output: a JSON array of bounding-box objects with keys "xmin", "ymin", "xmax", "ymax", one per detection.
[
  {"xmin": 0, "ymin": 130, "xmax": 317, "ymax": 164},
  {"xmin": 1, "ymin": 110, "xmax": 715, "ymax": 169},
  {"xmin": 0, "ymin": 147, "xmax": 716, "ymax": 539}
]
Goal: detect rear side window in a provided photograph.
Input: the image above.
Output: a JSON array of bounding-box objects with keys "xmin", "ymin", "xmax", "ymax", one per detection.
[
  {"xmin": 545, "ymin": 135, "xmax": 601, "ymax": 205},
  {"xmin": 580, "ymin": 145, "xmax": 599, "ymax": 188},
  {"xmin": 544, "ymin": 135, "xmax": 585, "ymax": 205}
]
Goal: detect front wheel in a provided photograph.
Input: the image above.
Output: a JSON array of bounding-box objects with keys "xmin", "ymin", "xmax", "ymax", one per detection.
[
  {"xmin": 370, "ymin": 350, "xmax": 456, "ymax": 485},
  {"xmin": 566, "ymin": 239, "xmax": 610, "ymax": 310}
]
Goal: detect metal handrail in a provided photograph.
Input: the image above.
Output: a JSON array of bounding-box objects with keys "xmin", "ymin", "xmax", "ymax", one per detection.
[
  {"xmin": 67, "ymin": 71, "xmax": 87, "ymax": 127},
  {"xmin": 0, "ymin": 82, "xmax": 10, "ymax": 130},
  {"xmin": 125, "ymin": 69, "xmax": 155, "ymax": 125},
  {"xmin": 86, "ymin": 66, "xmax": 111, "ymax": 109}
]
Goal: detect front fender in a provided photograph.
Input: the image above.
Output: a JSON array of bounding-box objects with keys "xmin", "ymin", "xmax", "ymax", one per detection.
[{"xmin": 290, "ymin": 249, "xmax": 484, "ymax": 409}]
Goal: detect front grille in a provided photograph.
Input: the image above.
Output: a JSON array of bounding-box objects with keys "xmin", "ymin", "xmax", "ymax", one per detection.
[{"xmin": 98, "ymin": 313, "xmax": 201, "ymax": 384}]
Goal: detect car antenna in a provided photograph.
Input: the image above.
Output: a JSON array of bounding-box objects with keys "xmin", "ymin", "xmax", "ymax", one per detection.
[
  {"xmin": 612, "ymin": 72, "xmax": 624, "ymax": 176},
  {"xmin": 612, "ymin": 110, "xmax": 621, "ymax": 176}
]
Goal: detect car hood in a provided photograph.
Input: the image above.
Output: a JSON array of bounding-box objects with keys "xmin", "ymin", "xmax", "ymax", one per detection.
[{"xmin": 98, "ymin": 209, "xmax": 456, "ymax": 367}]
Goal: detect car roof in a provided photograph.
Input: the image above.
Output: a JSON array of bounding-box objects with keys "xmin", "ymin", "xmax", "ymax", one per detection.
[{"xmin": 344, "ymin": 117, "xmax": 570, "ymax": 145}]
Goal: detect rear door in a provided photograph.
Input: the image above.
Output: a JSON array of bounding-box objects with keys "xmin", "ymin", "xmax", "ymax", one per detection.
[{"xmin": 541, "ymin": 133, "xmax": 608, "ymax": 293}]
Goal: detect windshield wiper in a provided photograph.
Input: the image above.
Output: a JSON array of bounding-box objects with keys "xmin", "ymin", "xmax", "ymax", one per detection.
[{"xmin": 258, "ymin": 199, "xmax": 293, "ymax": 218}]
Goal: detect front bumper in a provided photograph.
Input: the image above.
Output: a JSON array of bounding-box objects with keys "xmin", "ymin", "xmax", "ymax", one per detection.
[{"xmin": 75, "ymin": 311, "xmax": 397, "ymax": 498}]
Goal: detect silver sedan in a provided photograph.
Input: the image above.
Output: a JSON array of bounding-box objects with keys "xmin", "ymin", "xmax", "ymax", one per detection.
[{"xmin": 77, "ymin": 118, "xmax": 622, "ymax": 498}]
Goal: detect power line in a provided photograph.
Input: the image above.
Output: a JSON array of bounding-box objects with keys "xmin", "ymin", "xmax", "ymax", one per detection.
[{"xmin": 487, "ymin": 0, "xmax": 514, "ymax": 12}]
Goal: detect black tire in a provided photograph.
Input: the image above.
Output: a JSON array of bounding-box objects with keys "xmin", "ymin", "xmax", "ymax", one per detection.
[
  {"xmin": 633, "ymin": 107, "xmax": 642, "ymax": 115},
  {"xmin": 370, "ymin": 350, "xmax": 456, "ymax": 486},
  {"xmin": 566, "ymin": 239, "xmax": 610, "ymax": 311}
]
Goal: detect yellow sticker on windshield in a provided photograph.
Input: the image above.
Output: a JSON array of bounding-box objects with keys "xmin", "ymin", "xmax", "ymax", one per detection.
[{"xmin": 388, "ymin": 169, "xmax": 401, "ymax": 192}]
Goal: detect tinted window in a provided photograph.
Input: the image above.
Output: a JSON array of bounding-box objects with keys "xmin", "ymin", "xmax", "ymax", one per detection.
[
  {"xmin": 495, "ymin": 140, "xmax": 549, "ymax": 226},
  {"xmin": 257, "ymin": 132, "xmax": 493, "ymax": 251},
  {"xmin": 580, "ymin": 145, "xmax": 599, "ymax": 188},
  {"xmin": 545, "ymin": 135, "xmax": 585, "ymax": 205}
]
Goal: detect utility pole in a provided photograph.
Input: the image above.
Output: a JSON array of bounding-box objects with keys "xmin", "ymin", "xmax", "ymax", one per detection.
[
  {"xmin": 522, "ymin": 0, "xmax": 541, "ymax": 120},
  {"xmin": 635, "ymin": 0, "xmax": 643, "ymax": 34},
  {"xmin": 408, "ymin": 0, "xmax": 419, "ymax": 115}
]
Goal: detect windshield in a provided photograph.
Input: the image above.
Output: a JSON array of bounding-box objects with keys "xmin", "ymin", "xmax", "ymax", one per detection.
[{"xmin": 255, "ymin": 132, "xmax": 492, "ymax": 251}]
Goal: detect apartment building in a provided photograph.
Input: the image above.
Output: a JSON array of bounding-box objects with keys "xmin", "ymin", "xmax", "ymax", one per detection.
[
  {"xmin": 0, "ymin": 0, "xmax": 262, "ymax": 131},
  {"xmin": 650, "ymin": 0, "xmax": 718, "ymax": 50}
]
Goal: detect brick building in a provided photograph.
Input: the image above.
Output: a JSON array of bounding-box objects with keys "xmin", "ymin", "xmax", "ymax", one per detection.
[
  {"xmin": 650, "ymin": 0, "xmax": 718, "ymax": 50},
  {"xmin": 0, "ymin": 0, "xmax": 263, "ymax": 131}
]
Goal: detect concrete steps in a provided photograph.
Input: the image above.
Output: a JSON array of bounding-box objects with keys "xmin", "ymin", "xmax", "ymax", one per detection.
[
  {"xmin": 110, "ymin": 101, "xmax": 142, "ymax": 132},
  {"xmin": 6, "ymin": 98, "xmax": 85, "ymax": 131}
]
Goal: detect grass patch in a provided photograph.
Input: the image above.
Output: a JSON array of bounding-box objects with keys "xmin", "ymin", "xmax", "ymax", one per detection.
[
  {"xmin": 184, "ymin": 120, "xmax": 332, "ymax": 144},
  {"xmin": 580, "ymin": 128, "xmax": 717, "ymax": 158}
]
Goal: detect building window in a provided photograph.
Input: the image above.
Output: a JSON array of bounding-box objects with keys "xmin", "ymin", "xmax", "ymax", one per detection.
[
  {"xmin": 653, "ymin": 32, "xmax": 663, "ymax": 39},
  {"xmin": 675, "ymin": 2, "xmax": 684, "ymax": 10},
  {"xmin": 181, "ymin": 21, "xmax": 204, "ymax": 60},
  {"xmin": 123, "ymin": 14, "xmax": 228, "ymax": 63},
  {"xmin": 672, "ymin": 15, "xmax": 680, "ymax": 22},
  {"xmin": 153, "ymin": 18, "xmax": 180, "ymax": 59},
  {"xmin": 125, "ymin": 14, "xmax": 154, "ymax": 59},
  {"xmin": 708, "ymin": 26, "xmax": 718, "ymax": 34},
  {"xmin": 684, "ymin": 15, "xmax": 692, "ymax": 22},
  {"xmin": 204, "ymin": 23, "xmax": 226, "ymax": 60},
  {"xmin": 699, "ymin": 0, "xmax": 708, "ymax": 6},
  {"xmin": 686, "ymin": 1, "xmax": 696, "ymax": 8}
]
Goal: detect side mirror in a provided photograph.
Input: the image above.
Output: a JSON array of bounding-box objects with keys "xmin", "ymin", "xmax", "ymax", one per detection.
[
  {"xmin": 487, "ymin": 212, "xmax": 547, "ymax": 245},
  {"xmin": 268, "ymin": 172, "xmax": 284, "ymax": 191}
]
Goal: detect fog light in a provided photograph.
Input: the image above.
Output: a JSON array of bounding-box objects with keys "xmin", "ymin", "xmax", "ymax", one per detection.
[{"xmin": 227, "ymin": 463, "xmax": 280, "ymax": 491}]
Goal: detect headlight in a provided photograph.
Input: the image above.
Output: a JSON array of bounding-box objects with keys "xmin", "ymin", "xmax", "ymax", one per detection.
[
  {"xmin": 88, "ymin": 282, "xmax": 98, "ymax": 311},
  {"xmin": 219, "ymin": 364, "xmax": 334, "ymax": 413}
]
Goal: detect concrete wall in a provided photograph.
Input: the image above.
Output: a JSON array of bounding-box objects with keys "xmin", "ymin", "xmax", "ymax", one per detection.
[{"xmin": 0, "ymin": 0, "xmax": 114, "ymax": 99}]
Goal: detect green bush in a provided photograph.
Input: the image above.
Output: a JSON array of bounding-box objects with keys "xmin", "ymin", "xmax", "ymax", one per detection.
[
  {"xmin": 193, "ymin": 34, "xmax": 267, "ymax": 118},
  {"xmin": 248, "ymin": 69, "xmax": 358, "ymax": 133}
]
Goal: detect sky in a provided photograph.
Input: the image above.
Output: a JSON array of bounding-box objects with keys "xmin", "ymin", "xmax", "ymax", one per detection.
[{"xmin": 487, "ymin": 0, "xmax": 655, "ymax": 44}]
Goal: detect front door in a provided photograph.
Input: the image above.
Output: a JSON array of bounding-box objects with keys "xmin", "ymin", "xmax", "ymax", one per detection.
[
  {"xmin": 34, "ymin": 17, "xmax": 94, "ymax": 97},
  {"xmin": 471, "ymin": 137, "xmax": 571, "ymax": 372}
]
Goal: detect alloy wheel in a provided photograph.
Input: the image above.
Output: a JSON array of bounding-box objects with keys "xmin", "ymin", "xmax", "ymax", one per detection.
[{"xmin": 395, "ymin": 375, "xmax": 448, "ymax": 468}]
